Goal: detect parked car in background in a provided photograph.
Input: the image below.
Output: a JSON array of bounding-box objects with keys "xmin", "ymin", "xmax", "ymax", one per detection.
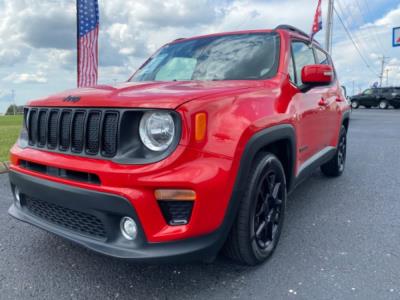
[{"xmin": 350, "ymin": 87, "xmax": 400, "ymax": 109}]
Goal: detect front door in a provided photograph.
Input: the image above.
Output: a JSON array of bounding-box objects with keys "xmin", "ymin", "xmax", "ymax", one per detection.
[{"xmin": 290, "ymin": 40, "xmax": 326, "ymax": 168}]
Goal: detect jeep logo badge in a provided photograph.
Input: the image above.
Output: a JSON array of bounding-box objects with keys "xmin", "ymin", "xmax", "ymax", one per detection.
[{"xmin": 63, "ymin": 95, "xmax": 81, "ymax": 103}]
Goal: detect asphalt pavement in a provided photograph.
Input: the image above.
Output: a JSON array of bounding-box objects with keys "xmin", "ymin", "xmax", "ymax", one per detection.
[{"xmin": 1, "ymin": 109, "xmax": 400, "ymax": 300}]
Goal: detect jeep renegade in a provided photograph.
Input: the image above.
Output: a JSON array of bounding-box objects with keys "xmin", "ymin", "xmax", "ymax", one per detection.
[{"xmin": 8, "ymin": 25, "xmax": 350, "ymax": 265}]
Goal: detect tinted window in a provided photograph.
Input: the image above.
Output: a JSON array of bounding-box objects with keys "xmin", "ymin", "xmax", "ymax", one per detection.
[
  {"xmin": 315, "ymin": 48, "xmax": 329, "ymax": 65},
  {"xmin": 364, "ymin": 89, "xmax": 373, "ymax": 95},
  {"xmin": 292, "ymin": 41, "xmax": 316, "ymax": 85},
  {"xmin": 132, "ymin": 33, "xmax": 280, "ymax": 81}
]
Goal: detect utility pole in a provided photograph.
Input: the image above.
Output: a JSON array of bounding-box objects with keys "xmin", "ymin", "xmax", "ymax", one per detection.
[
  {"xmin": 325, "ymin": 0, "xmax": 334, "ymax": 55},
  {"xmin": 379, "ymin": 56, "xmax": 390, "ymax": 87},
  {"xmin": 352, "ymin": 80, "xmax": 355, "ymax": 96},
  {"xmin": 385, "ymin": 69, "xmax": 389, "ymax": 87},
  {"xmin": 11, "ymin": 89, "xmax": 16, "ymax": 116}
]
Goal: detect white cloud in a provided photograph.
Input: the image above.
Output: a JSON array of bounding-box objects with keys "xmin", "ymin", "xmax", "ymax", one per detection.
[{"xmin": 3, "ymin": 72, "xmax": 47, "ymax": 84}]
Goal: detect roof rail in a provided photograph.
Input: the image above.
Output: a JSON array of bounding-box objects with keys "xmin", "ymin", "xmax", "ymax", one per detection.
[
  {"xmin": 275, "ymin": 25, "xmax": 309, "ymax": 39},
  {"xmin": 173, "ymin": 38, "xmax": 186, "ymax": 42}
]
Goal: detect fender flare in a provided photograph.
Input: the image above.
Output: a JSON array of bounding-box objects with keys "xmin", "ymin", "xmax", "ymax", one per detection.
[{"xmin": 214, "ymin": 124, "xmax": 297, "ymax": 250}]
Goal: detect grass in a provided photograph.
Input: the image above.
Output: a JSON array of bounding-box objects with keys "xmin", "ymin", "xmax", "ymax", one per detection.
[{"xmin": 0, "ymin": 115, "xmax": 23, "ymax": 162}]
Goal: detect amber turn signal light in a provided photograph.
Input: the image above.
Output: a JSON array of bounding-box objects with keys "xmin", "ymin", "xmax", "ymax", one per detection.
[
  {"xmin": 154, "ymin": 189, "xmax": 196, "ymax": 201},
  {"xmin": 195, "ymin": 113, "xmax": 207, "ymax": 141}
]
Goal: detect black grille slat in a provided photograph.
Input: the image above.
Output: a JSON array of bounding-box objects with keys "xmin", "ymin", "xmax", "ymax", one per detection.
[
  {"xmin": 38, "ymin": 110, "xmax": 48, "ymax": 147},
  {"xmin": 102, "ymin": 112, "xmax": 119, "ymax": 157},
  {"xmin": 47, "ymin": 110, "xmax": 59, "ymax": 149},
  {"xmin": 25, "ymin": 196, "xmax": 106, "ymax": 239},
  {"xmin": 59, "ymin": 111, "xmax": 72, "ymax": 151},
  {"xmin": 71, "ymin": 111, "xmax": 86, "ymax": 153},
  {"xmin": 26, "ymin": 108, "xmax": 120, "ymax": 159},
  {"xmin": 86, "ymin": 112, "xmax": 101, "ymax": 155},
  {"xmin": 28, "ymin": 109, "xmax": 38, "ymax": 145}
]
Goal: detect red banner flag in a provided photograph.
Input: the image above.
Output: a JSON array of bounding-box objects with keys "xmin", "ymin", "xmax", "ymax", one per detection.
[{"xmin": 311, "ymin": 0, "xmax": 323, "ymax": 40}]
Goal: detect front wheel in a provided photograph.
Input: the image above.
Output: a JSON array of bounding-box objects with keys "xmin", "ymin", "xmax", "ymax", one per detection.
[
  {"xmin": 224, "ymin": 153, "xmax": 286, "ymax": 265},
  {"xmin": 321, "ymin": 126, "xmax": 347, "ymax": 177},
  {"xmin": 351, "ymin": 101, "xmax": 359, "ymax": 109},
  {"xmin": 379, "ymin": 100, "xmax": 389, "ymax": 109}
]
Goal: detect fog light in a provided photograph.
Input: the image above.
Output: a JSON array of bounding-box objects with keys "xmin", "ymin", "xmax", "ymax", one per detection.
[
  {"xmin": 120, "ymin": 217, "xmax": 137, "ymax": 240},
  {"xmin": 14, "ymin": 187, "xmax": 21, "ymax": 208}
]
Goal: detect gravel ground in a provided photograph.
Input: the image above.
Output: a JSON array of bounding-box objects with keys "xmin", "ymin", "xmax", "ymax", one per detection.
[{"xmin": 0, "ymin": 109, "xmax": 400, "ymax": 300}]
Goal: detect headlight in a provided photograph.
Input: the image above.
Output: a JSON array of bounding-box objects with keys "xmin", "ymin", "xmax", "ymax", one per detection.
[{"xmin": 139, "ymin": 111, "xmax": 175, "ymax": 151}]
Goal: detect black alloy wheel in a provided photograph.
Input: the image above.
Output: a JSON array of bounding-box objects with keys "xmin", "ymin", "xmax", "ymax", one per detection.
[
  {"xmin": 224, "ymin": 153, "xmax": 287, "ymax": 265},
  {"xmin": 252, "ymin": 169, "xmax": 284, "ymax": 252},
  {"xmin": 337, "ymin": 132, "xmax": 347, "ymax": 173},
  {"xmin": 321, "ymin": 126, "xmax": 347, "ymax": 177}
]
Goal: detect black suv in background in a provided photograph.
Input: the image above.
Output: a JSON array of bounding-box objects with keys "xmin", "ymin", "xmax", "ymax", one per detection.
[{"xmin": 350, "ymin": 87, "xmax": 400, "ymax": 109}]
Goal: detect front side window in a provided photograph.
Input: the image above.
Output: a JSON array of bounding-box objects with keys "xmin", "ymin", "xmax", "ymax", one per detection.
[
  {"xmin": 131, "ymin": 33, "xmax": 280, "ymax": 82},
  {"xmin": 291, "ymin": 41, "xmax": 316, "ymax": 85},
  {"xmin": 315, "ymin": 48, "xmax": 329, "ymax": 65}
]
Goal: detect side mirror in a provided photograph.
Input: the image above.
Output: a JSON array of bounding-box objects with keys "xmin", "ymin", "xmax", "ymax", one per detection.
[{"xmin": 301, "ymin": 64, "xmax": 333, "ymax": 86}]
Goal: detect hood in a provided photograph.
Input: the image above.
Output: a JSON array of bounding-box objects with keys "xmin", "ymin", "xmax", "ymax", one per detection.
[{"xmin": 28, "ymin": 81, "xmax": 264, "ymax": 109}]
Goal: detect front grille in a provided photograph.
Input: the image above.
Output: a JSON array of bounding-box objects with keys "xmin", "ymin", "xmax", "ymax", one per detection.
[
  {"xmin": 26, "ymin": 108, "xmax": 120, "ymax": 158},
  {"xmin": 158, "ymin": 201, "xmax": 194, "ymax": 226},
  {"xmin": 25, "ymin": 195, "xmax": 106, "ymax": 239}
]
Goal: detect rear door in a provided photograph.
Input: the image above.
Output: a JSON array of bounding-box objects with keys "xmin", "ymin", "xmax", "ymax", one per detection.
[{"xmin": 290, "ymin": 40, "xmax": 326, "ymax": 167}]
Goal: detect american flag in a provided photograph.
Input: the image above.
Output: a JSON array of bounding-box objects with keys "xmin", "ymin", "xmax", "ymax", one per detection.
[
  {"xmin": 77, "ymin": 0, "xmax": 99, "ymax": 88},
  {"xmin": 311, "ymin": 0, "xmax": 323, "ymax": 40}
]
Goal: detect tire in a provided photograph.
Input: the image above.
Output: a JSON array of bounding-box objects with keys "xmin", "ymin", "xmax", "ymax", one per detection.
[
  {"xmin": 321, "ymin": 126, "xmax": 347, "ymax": 177},
  {"xmin": 379, "ymin": 100, "xmax": 389, "ymax": 109},
  {"xmin": 224, "ymin": 153, "xmax": 286, "ymax": 266},
  {"xmin": 351, "ymin": 101, "xmax": 359, "ymax": 109}
]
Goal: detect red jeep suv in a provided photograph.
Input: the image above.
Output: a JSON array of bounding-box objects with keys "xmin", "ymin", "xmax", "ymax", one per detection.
[{"xmin": 8, "ymin": 25, "xmax": 350, "ymax": 265}]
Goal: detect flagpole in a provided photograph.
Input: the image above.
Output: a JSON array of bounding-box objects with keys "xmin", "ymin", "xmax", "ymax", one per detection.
[
  {"xmin": 76, "ymin": 0, "xmax": 80, "ymax": 88},
  {"xmin": 325, "ymin": 0, "xmax": 334, "ymax": 54}
]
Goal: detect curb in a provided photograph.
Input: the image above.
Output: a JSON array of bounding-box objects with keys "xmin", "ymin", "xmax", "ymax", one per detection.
[{"xmin": 0, "ymin": 162, "xmax": 9, "ymax": 174}]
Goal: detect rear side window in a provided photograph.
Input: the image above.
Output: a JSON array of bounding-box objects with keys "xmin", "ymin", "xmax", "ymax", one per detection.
[{"xmin": 291, "ymin": 41, "xmax": 316, "ymax": 85}]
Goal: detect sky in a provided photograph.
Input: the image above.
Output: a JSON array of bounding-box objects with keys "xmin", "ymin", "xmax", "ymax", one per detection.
[{"xmin": 0, "ymin": 0, "xmax": 400, "ymax": 113}]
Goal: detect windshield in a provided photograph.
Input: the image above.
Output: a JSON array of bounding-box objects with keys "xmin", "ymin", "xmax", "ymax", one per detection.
[{"xmin": 131, "ymin": 33, "xmax": 280, "ymax": 82}]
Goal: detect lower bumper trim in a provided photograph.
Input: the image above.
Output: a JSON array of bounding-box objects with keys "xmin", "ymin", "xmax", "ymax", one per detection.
[{"xmin": 8, "ymin": 171, "xmax": 224, "ymax": 262}]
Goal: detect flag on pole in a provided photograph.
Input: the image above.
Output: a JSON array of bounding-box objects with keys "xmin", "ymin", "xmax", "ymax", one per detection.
[
  {"xmin": 77, "ymin": 0, "xmax": 99, "ymax": 88},
  {"xmin": 311, "ymin": 0, "xmax": 323, "ymax": 41}
]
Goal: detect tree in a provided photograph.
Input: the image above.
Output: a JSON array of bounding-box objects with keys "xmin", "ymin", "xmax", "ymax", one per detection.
[{"xmin": 5, "ymin": 105, "xmax": 24, "ymax": 115}]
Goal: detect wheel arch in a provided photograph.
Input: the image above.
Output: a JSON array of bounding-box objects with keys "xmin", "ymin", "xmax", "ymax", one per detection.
[{"xmin": 342, "ymin": 110, "xmax": 351, "ymax": 133}]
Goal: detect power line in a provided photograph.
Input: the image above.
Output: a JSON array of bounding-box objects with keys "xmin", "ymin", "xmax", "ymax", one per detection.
[
  {"xmin": 333, "ymin": 5, "xmax": 380, "ymax": 78},
  {"xmin": 362, "ymin": 0, "xmax": 390, "ymax": 56},
  {"xmin": 335, "ymin": 0, "xmax": 377, "ymax": 64},
  {"xmin": 355, "ymin": 0, "xmax": 388, "ymax": 57}
]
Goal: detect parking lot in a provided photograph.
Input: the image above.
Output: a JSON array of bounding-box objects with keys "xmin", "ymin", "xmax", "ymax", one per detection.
[{"xmin": 0, "ymin": 109, "xmax": 399, "ymax": 300}]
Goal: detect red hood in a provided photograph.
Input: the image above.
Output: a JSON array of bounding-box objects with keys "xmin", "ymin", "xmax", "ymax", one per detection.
[{"xmin": 28, "ymin": 81, "xmax": 264, "ymax": 109}]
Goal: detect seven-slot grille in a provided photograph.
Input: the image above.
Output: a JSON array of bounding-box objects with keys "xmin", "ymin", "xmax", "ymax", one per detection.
[{"xmin": 26, "ymin": 108, "xmax": 119, "ymax": 158}]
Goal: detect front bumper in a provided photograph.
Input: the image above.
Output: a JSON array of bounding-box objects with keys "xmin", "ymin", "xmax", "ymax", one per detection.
[{"xmin": 8, "ymin": 171, "xmax": 225, "ymax": 262}]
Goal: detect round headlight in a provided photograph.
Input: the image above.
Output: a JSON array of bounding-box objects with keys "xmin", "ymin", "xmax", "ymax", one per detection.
[{"xmin": 139, "ymin": 112, "xmax": 175, "ymax": 151}]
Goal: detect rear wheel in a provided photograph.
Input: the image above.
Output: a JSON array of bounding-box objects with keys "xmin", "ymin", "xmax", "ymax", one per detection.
[
  {"xmin": 351, "ymin": 101, "xmax": 359, "ymax": 109},
  {"xmin": 379, "ymin": 100, "xmax": 389, "ymax": 109},
  {"xmin": 224, "ymin": 153, "xmax": 286, "ymax": 266},
  {"xmin": 321, "ymin": 126, "xmax": 347, "ymax": 177}
]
